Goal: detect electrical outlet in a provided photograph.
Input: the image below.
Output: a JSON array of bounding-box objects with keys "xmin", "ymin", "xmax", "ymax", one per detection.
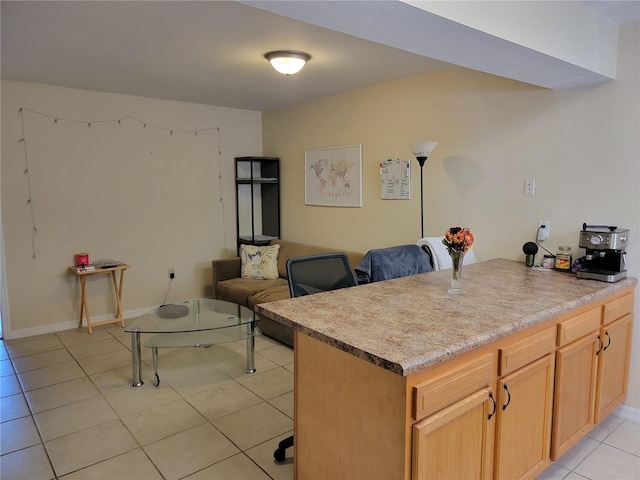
[
  {"xmin": 168, "ymin": 267, "xmax": 175, "ymax": 279},
  {"xmin": 524, "ymin": 179, "xmax": 536, "ymax": 196},
  {"xmin": 537, "ymin": 221, "xmax": 550, "ymax": 241}
]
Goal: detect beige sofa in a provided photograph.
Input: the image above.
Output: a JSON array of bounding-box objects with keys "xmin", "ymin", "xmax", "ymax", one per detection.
[{"xmin": 212, "ymin": 239, "xmax": 364, "ymax": 346}]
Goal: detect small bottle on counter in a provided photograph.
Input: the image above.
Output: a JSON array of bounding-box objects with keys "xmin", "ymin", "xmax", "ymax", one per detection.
[
  {"xmin": 554, "ymin": 246, "xmax": 572, "ymax": 271},
  {"xmin": 542, "ymin": 254, "xmax": 555, "ymax": 269}
]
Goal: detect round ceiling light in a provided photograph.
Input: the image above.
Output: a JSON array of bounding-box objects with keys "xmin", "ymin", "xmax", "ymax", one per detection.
[{"xmin": 264, "ymin": 50, "xmax": 311, "ymax": 75}]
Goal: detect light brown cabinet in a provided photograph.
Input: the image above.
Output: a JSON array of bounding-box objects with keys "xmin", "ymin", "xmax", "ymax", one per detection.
[
  {"xmin": 552, "ymin": 292, "xmax": 634, "ymax": 459},
  {"xmin": 595, "ymin": 312, "xmax": 633, "ymax": 422},
  {"xmin": 413, "ymin": 388, "xmax": 495, "ymax": 480},
  {"xmin": 413, "ymin": 327, "xmax": 557, "ymax": 480},
  {"xmin": 494, "ymin": 326, "xmax": 555, "ymax": 480},
  {"xmin": 412, "ymin": 354, "xmax": 495, "ymax": 480},
  {"xmin": 552, "ymin": 331, "xmax": 599, "ymax": 458},
  {"xmin": 596, "ymin": 291, "xmax": 634, "ymax": 423},
  {"xmin": 289, "ymin": 288, "xmax": 634, "ymax": 480},
  {"xmin": 413, "ymin": 354, "xmax": 493, "ymax": 421}
]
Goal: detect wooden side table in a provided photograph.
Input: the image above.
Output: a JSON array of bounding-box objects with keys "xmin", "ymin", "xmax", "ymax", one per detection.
[{"xmin": 69, "ymin": 264, "xmax": 129, "ymax": 334}]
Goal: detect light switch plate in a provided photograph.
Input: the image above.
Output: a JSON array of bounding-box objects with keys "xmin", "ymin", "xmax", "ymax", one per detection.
[{"xmin": 524, "ymin": 179, "xmax": 535, "ymax": 196}]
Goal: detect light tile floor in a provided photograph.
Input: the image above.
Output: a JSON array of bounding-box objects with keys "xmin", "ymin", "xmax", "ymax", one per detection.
[
  {"xmin": 1, "ymin": 325, "xmax": 638, "ymax": 479},
  {"xmin": 1, "ymin": 326, "xmax": 294, "ymax": 480}
]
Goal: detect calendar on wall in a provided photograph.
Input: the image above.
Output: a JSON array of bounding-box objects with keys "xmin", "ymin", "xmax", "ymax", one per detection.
[{"xmin": 380, "ymin": 159, "xmax": 411, "ymax": 200}]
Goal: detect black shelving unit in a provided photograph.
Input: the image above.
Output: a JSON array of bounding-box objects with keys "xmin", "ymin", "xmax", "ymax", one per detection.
[{"xmin": 235, "ymin": 157, "xmax": 280, "ymax": 252}]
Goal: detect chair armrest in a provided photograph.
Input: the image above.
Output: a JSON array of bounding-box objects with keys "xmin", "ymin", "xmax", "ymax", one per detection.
[{"xmin": 211, "ymin": 257, "xmax": 241, "ymax": 299}]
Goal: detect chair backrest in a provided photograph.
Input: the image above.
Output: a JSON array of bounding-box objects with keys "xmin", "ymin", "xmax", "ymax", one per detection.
[
  {"xmin": 417, "ymin": 236, "xmax": 477, "ymax": 271},
  {"xmin": 286, "ymin": 253, "xmax": 358, "ymax": 298}
]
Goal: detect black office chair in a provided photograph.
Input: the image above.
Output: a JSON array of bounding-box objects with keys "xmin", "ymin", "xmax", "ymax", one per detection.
[{"xmin": 273, "ymin": 252, "xmax": 359, "ymax": 462}]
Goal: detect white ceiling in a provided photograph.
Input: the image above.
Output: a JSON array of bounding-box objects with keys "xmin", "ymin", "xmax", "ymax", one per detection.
[{"xmin": 2, "ymin": 1, "xmax": 638, "ymax": 112}]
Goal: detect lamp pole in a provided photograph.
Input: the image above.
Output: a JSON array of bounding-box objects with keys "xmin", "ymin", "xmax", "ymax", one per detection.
[
  {"xmin": 416, "ymin": 156, "xmax": 427, "ymax": 239},
  {"xmin": 411, "ymin": 141, "xmax": 437, "ymax": 239}
]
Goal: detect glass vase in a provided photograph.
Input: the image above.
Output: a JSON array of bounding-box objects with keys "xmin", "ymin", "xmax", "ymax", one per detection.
[{"xmin": 448, "ymin": 250, "xmax": 465, "ymax": 294}]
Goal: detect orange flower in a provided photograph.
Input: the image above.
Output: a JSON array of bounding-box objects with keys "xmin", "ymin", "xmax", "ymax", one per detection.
[{"xmin": 442, "ymin": 227, "xmax": 474, "ymax": 253}]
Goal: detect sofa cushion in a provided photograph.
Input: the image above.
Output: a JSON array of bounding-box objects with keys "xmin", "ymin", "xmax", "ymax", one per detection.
[
  {"xmin": 217, "ymin": 277, "xmax": 288, "ymax": 307},
  {"xmin": 240, "ymin": 244, "xmax": 280, "ymax": 279},
  {"xmin": 248, "ymin": 284, "xmax": 292, "ymax": 309}
]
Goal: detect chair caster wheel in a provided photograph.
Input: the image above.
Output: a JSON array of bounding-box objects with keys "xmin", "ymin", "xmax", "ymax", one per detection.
[
  {"xmin": 154, "ymin": 373, "xmax": 160, "ymax": 387},
  {"xmin": 274, "ymin": 448, "xmax": 286, "ymax": 462}
]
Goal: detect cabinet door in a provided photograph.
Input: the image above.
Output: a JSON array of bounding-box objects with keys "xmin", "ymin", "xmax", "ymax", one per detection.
[
  {"xmin": 551, "ymin": 332, "xmax": 599, "ymax": 459},
  {"xmin": 494, "ymin": 354, "xmax": 554, "ymax": 480},
  {"xmin": 412, "ymin": 388, "xmax": 495, "ymax": 480},
  {"xmin": 595, "ymin": 314, "xmax": 633, "ymax": 423}
]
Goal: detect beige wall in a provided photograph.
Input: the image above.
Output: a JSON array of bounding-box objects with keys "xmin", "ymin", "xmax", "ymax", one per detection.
[
  {"xmin": 1, "ymin": 81, "xmax": 262, "ymax": 337},
  {"xmin": 1, "ymin": 23, "xmax": 638, "ymax": 411},
  {"xmin": 262, "ymin": 23, "xmax": 640, "ymax": 410}
]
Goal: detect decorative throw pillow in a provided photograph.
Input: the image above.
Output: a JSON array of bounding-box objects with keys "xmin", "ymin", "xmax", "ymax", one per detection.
[{"xmin": 240, "ymin": 244, "xmax": 280, "ymax": 280}]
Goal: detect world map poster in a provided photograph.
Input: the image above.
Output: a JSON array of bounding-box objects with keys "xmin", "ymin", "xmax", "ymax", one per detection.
[{"xmin": 305, "ymin": 144, "xmax": 362, "ymax": 207}]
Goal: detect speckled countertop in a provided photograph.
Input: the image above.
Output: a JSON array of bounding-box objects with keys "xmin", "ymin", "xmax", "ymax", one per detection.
[{"xmin": 256, "ymin": 259, "xmax": 636, "ymax": 376}]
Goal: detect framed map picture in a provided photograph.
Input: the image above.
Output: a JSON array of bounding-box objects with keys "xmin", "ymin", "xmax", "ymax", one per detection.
[{"xmin": 305, "ymin": 144, "xmax": 362, "ymax": 207}]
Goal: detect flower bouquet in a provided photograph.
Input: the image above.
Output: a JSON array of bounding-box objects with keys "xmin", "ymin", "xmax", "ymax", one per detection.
[{"xmin": 443, "ymin": 227, "xmax": 474, "ymax": 294}]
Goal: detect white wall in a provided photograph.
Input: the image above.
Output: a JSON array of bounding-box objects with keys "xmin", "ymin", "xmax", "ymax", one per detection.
[
  {"xmin": 1, "ymin": 81, "xmax": 262, "ymax": 337},
  {"xmin": 262, "ymin": 22, "xmax": 640, "ymax": 410},
  {"xmin": 405, "ymin": 0, "xmax": 619, "ymax": 78},
  {"xmin": 1, "ymin": 23, "xmax": 638, "ymax": 412}
]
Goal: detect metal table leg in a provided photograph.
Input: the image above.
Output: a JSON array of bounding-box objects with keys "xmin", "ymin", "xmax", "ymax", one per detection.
[
  {"xmin": 246, "ymin": 318, "xmax": 256, "ymax": 374},
  {"xmin": 152, "ymin": 346, "xmax": 160, "ymax": 387},
  {"xmin": 130, "ymin": 327, "xmax": 144, "ymax": 387}
]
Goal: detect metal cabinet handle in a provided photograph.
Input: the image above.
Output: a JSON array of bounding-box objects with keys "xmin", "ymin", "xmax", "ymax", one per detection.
[
  {"xmin": 502, "ymin": 384, "xmax": 512, "ymax": 411},
  {"xmin": 603, "ymin": 331, "xmax": 612, "ymax": 351},
  {"xmin": 487, "ymin": 391, "xmax": 497, "ymax": 420},
  {"xmin": 596, "ymin": 334, "xmax": 603, "ymax": 355}
]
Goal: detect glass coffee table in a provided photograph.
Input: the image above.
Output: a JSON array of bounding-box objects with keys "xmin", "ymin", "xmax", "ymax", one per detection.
[{"xmin": 125, "ymin": 298, "xmax": 260, "ymax": 387}]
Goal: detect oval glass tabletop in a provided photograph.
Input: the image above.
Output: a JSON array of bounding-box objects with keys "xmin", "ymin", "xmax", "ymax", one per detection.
[
  {"xmin": 125, "ymin": 298, "xmax": 256, "ymax": 334},
  {"xmin": 125, "ymin": 298, "xmax": 260, "ymax": 387}
]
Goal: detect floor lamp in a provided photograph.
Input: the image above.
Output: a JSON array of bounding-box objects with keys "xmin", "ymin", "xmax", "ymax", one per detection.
[{"xmin": 411, "ymin": 141, "xmax": 438, "ymax": 238}]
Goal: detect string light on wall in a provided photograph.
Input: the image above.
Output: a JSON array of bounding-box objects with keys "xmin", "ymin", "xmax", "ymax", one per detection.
[
  {"xmin": 17, "ymin": 107, "xmax": 228, "ymax": 260},
  {"xmin": 216, "ymin": 126, "xmax": 228, "ymax": 246},
  {"xmin": 17, "ymin": 108, "xmax": 39, "ymax": 259},
  {"xmin": 19, "ymin": 107, "xmax": 220, "ymax": 135}
]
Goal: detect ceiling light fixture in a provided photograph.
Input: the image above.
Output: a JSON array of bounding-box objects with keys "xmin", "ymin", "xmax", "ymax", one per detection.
[{"xmin": 264, "ymin": 50, "xmax": 311, "ymax": 75}]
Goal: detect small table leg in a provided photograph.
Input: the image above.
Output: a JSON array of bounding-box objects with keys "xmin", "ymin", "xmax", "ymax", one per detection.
[
  {"xmin": 130, "ymin": 328, "xmax": 143, "ymax": 387},
  {"xmin": 111, "ymin": 269, "xmax": 126, "ymax": 328},
  {"xmin": 246, "ymin": 319, "xmax": 256, "ymax": 374},
  {"xmin": 79, "ymin": 276, "xmax": 93, "ymax": 333}
]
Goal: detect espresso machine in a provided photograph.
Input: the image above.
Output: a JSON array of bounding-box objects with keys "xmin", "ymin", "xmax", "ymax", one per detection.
[{"xmin": 576, "ymin": 223, "xmax": 628, "ymax": 282}]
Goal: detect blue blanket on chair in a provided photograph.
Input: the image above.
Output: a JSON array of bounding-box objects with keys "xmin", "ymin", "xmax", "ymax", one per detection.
[{"xmin": 355, "ymin": 244, "xmax": 433, "ymax": 284}]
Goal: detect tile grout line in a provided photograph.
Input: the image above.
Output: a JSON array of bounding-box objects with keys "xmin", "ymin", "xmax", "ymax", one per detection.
[
  {"xmin": 4, "ymin": 329, "xmax": 292, "ymax": 479},
  {"xmin": 562, "ymin": 418, "xmax": 640, "ymax": 480},
  {"xmin": 4, "ymin": 341, "xmax": 59, "ymax": 480},
  {"xmin": 60, "ymin": 328, "xmax": 170, "ymax": 480},
  {"xmin": 6, "ymin": 333, "xmax": 636, "ymax": 480}
]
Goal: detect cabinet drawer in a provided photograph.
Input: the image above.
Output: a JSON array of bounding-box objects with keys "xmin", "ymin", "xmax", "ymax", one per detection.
[
  {"xmin": 498, "ymin": 326, "xmax": 556, "ymax": 376},
  {"xmin": 557, "ymin": 307, "xmax": 601, "ymax": 347},
  {"xmin": 603, "ymin": 293, "xmax": 634, "ymax": 325},
  {"xmin": 413, "ymin": 354, "xmax": 493, "ymax": 421}
]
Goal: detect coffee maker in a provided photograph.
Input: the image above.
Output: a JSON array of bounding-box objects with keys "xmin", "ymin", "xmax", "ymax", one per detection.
[{"xmin": 576, "ymin": 223, "xmax": 628, "ymax": 282}]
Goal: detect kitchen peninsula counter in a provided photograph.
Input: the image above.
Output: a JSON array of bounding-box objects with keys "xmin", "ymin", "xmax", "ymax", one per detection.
[
  {"xmin": 256, "ymin": 258, "xmax": 636, "ymax": 375},
  {"xmin": 256, "ymin": 258, "xmax": 636, "ymax": 480}
]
